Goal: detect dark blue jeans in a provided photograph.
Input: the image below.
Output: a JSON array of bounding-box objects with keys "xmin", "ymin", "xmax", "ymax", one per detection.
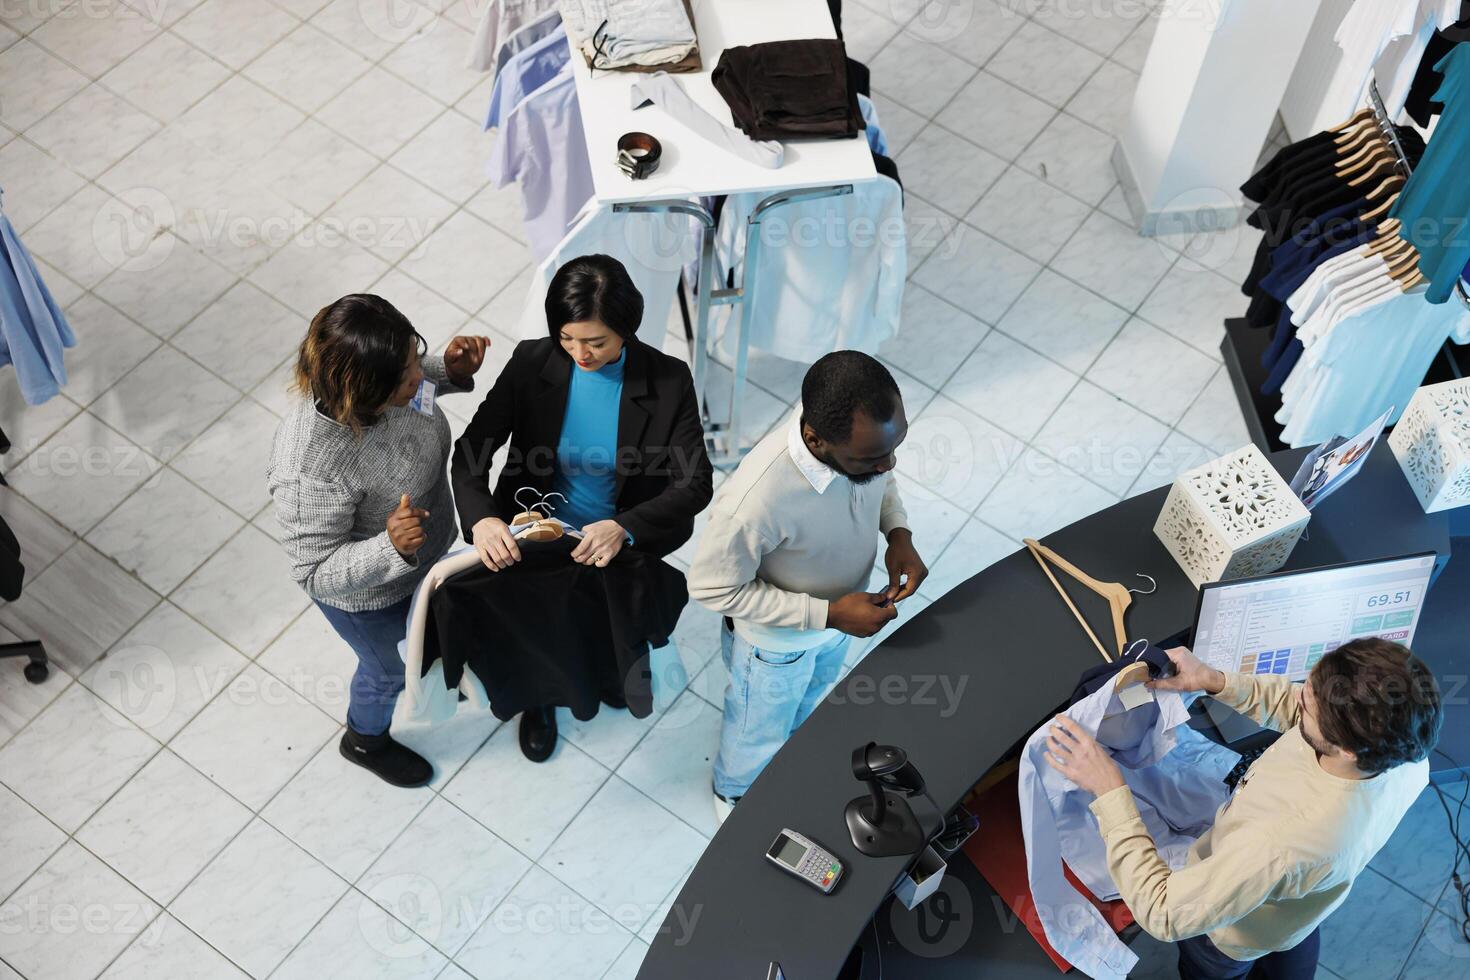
[
  {"xmin": 1177, "ymin": 928, "xmax": 1319, "ymax": 980},
  {"xmin": 315, "ymin": 596, "xmax": 412, "ymax": 736}
]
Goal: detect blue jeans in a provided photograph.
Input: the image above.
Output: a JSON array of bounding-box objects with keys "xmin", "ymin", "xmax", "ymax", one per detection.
[
  {"xmin": 315, "ymin": 596, "xmax": 412, "ymax": 737},
  {"xmin": 712, "ymin": 622, "xmax": 850, "ymax": 799},
  {"xmin": 1177, "ymin": 928, "xmax": 1319, "ymax": 980}
]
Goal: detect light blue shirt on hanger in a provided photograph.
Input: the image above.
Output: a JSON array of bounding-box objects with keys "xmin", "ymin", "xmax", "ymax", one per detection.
[{"xmin": 0, "ymin": 192, "xmax": 75, "ymax": 406}]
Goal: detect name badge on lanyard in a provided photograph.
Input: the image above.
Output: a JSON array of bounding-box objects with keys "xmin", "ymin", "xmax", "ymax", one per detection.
[{"xmin": 409, "ymin": 379, "xmax": 437, "ymax": 417}]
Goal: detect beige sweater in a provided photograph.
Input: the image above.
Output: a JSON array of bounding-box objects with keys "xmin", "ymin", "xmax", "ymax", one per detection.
[
  {"xmin": 1090, "ymin": 672, "xmax": 1428, "ymax": 961},
  {"xmin": 687, "ymin": 419, "xmax": 908, "ymax": 652}
]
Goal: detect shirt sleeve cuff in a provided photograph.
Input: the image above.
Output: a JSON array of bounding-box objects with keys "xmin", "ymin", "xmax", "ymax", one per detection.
[
  {"xmin": 380, "ymin": 533, "xmax": 418, "ymax": 572},
  {"xmin": 1088, "ymin": 785, "xmax": 1143, "ymax": 834},
  {"xmin": 422, "ymin": 354, "xmax": 473, "ymax": 393},
  {"xmin": 879, "ymin": 509, "xmax": 910, "ymax": 537},
  {"xmin": 806, "ymin": 595, "xmax": 830, "ymax": 632},
  {"xmin": 1213, "ymin": 672, "xmax": 1252, "ymax": 710}
]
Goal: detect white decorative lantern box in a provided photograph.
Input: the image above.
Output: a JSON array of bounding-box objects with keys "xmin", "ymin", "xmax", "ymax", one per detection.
[
  {"xmin": 1153, "ymin": 445, "xmax": 1311, "ymax": 588},
  {"xmin": 1388, "ymin": 378, "xmax": 1470, "ymax": 513}
]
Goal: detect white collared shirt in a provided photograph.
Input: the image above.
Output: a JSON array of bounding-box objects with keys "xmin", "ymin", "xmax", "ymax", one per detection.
[{"xmin": 786, "ymin": 411, "xmax": 837, "ymax": 494}]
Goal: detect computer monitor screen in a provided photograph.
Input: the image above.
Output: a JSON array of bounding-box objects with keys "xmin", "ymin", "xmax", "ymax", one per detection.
[{"xmin": 1192, "ymin": 553, "xmax": 1437, "ymax": 682}]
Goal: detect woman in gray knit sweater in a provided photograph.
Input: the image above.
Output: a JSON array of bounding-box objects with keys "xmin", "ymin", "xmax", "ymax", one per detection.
[{"xmin": 267, "ymin": 294, "xmax": 490, "ymax": 787}]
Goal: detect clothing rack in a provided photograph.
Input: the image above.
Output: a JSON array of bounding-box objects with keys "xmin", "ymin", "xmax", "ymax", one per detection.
[
  {"xmin": 1221, "ymin": 82, "xmax": 1468, "ymax": 452},
  {"xmin": 1368, "ymin": 80, "xmax": 1413, "ymax": 177}
]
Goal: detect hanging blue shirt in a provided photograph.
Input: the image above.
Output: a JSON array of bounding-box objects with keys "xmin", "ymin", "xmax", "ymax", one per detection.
[
  {"xmin": 484, "ymin": 24, "xmax": 569, "ymax": 131},
  {"xmin": 0, "ymin": 206, "xmax": 74, "ymax": 405},
  {"xmin": 552, "ymin": 349, "xmax": 624, "ymax": 532}
]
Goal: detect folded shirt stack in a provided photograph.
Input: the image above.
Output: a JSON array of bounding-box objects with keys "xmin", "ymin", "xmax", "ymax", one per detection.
[
  {"xmin": 558, "ymin": 0, "xmax": 700, "ymax": 72},
  {"xmin": 712, "ymin": 39, "xmax": 864, "ymax": 141}
]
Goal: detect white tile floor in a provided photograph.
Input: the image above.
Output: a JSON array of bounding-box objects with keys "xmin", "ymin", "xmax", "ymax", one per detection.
[{"xmin": 1, "ymin": 1, "xmax": 1463, "ymax": 978}]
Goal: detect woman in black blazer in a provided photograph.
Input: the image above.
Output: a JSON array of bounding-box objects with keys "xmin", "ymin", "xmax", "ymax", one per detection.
[{"xmin": 451, "ymin": 254, "xmax": 713, "ymax": 759}]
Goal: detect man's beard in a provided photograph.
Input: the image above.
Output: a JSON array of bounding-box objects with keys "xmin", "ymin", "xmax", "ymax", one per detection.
[
  {"xmin": 820, "ymin": 449, "xmax": 883, "ymax": 485},
  {"xmin": 1299, "ymin": 717, "xmax": 1329, "ymax": 759}
]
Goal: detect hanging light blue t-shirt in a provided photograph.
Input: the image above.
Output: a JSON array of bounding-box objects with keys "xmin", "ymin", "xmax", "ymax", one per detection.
[{"xmin": 551, "ymin": 349, "xmax": 625, "ymax": 532}]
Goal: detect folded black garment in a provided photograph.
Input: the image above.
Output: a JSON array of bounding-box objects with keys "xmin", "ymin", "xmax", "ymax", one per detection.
[
  {"xmin": 420, "ymin": 537, "xmax": 688, "ymax": 722},
  {"xmin": 713, "ymin": 39, "xmax": 863, "ymax": 141}
]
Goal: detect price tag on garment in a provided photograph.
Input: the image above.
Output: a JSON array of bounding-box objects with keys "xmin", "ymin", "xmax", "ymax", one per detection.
[
  {"xmin": 409, "ymin": 379, "xmax": 437, "ymax": 417},
  {"xmin": 1116, "ymin": 682, "xmax": 1155, "ymax": 712}
]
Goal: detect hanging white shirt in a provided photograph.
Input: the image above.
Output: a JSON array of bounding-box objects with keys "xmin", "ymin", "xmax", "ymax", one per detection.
[
  {"xmin": 1019, "ymin": 681, "xmax": 1238, "ymax": 980},
  {"xmin": 512, "ymin": 199, "xmax": 700, "ymax": 343},
  {"xmin": 1319, "ymin": 0, "xmax": 1463, "ymax": 128},
  {"xmin": 396, "ymin": 548, "xmax": 492, "ymax": 725},
  {"xmin": 488, "ymin": 65, "xmax": 595, "ymax": 263},
  {"xmin": 711, "ymin": 176, "xmax": 906, "ymax": 363},
  {"xmin": 467, "ymin": 0, "xmax": 562, "ymax": 72}
]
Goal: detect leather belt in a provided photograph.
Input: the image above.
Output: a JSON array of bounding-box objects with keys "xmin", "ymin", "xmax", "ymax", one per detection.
[{"xmin": 616, "ymin": 132, "xmax": 662, "ymax": 179}]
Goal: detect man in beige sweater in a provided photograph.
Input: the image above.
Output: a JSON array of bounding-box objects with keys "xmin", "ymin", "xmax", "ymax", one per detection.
[
  {"xmin": 1046, "ymin": 637, "xmax": 1442, "ymax": 979},
  {"xmin": 689, "ymin": 352, "xmax": 928, "ymax": 822}
]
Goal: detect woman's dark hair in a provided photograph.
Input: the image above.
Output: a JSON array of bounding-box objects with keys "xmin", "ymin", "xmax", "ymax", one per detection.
[
  {"xmin": 545, "ymin": 254, "xmax": 644, "ymax": 344},
  {"xmin": 1308, "ymin": 638, "xmax": 1442, "ymax": 775},
  {"xmin": 292, "ymin": 294, "xmax": 424, "ymax": 433},
  {"xmin": 801, "ymin": 350, "xmax": 901, "ymax": 444}
]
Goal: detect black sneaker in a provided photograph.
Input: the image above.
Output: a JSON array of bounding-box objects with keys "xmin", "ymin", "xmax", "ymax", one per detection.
[
  {"xmin": 519, "ymin": 705, "xmax": 558, "ymax": 762},
  {"xmin": 339, "ymin": 728, "xmax": 433, "ymax": 788}
]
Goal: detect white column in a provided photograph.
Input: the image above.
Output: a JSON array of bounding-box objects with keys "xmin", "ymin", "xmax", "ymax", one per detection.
[{"xmin": 1112, "ymin": 0, "xmax": 1325, "ymax": 237}]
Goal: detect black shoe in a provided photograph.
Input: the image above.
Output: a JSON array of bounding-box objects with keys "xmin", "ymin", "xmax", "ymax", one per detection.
[
  {"xmin": 519, "ymin": 706, "xmax": 558, "ymax": 762},
  {"xmin": 601, "ymin": 691, "xmax": 628, "ymax": 710},
  {"xmin": 339, "ymin": 728, "xmax": 433, "ymax": 787}
]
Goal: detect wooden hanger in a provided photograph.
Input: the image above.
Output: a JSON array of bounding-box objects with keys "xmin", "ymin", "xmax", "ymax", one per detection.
[
  {"xmin": 1337, "ymin": 136, "xmax": 1391, "ymax": 172},
  {"xmin": 1367, "ymin": 225, "xmax": 1409, "ymax": 256},
  {"xmin": 1329, "ymin": 107, "xmax": 1373, "ymax": 134},
  {"xmin": 1335, "ymin": 120, "xmax": 1379, "ymax": 152},
  {"xmin": 1361, "ymin": 177, "xmax": 1404, "ymax": 221},
  {"xmin": 1023, "ymin": 539, "xmax": 1156, "ymax": 663},
  {"xmin": 1388, "ymin": 248, "xmax": 1421, "ymax": 277},
  {"xmin": 1347, "ymin": 155, "xmax": 1402, "ymax": 187},
  {"xmin": 1112, "ymin": 659, "xmax": 1153, "ymax": 700}
]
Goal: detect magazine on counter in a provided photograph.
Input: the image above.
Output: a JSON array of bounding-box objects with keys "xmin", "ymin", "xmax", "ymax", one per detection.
[{"xmin": 1289, "ymin": 407, "xmax": 1393, "ymax": 510}]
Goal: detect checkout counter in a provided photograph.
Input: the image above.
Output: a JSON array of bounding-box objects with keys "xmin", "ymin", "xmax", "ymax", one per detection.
[{"xmin": 636, "ymin": 444, "xmax": 1466, "ymax": 979}]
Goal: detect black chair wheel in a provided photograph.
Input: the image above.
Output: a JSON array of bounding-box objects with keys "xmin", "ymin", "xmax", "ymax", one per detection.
[{"xmin": 23, "ymin": 661, "xmax": 48, "ymax": 684}]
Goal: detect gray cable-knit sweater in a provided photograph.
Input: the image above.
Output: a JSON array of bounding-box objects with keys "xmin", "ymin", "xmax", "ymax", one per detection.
[{"xmin": 266, "ymin": 356, "xmax": 474, "ymax": 612}]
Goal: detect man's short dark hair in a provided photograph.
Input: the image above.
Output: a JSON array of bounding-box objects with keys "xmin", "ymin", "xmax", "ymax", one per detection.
[
  {"xmin": 800, "ymin": 351, "xmax": 901, "ymax": 444},
  {"xmin": 1308, "ymin": 638, "xmax": 1442, "ymax": 775}
]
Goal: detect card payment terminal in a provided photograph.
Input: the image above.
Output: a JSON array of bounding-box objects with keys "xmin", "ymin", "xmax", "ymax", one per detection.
[{"xmin": 765, "ymin": 829, "xmax": 843, "ymax": 893}]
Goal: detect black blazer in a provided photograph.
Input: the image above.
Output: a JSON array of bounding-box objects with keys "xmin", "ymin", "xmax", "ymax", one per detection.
[{"xmin": 451, "ymin": 337, "xmax": 714, "ymax": 558}]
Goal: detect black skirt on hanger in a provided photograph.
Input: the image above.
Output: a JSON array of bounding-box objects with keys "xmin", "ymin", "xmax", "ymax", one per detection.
[
  {"xmin": 420, "ymin": 537, "xmax": 688, "ymax": 721},
  {"xmin": 0, "ymin": 513, "xmax": 24, "ymax": 602}
]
